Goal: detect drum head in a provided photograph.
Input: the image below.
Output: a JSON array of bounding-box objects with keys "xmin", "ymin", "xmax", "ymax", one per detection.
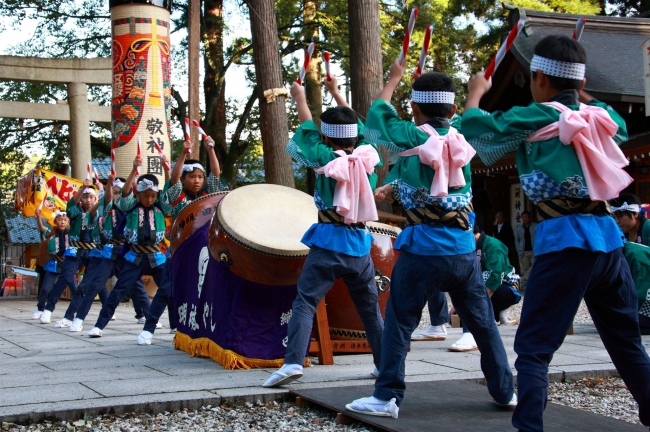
[{"xmin": 217, "ymin": 184, "xmax": 317, "ymax": 256}]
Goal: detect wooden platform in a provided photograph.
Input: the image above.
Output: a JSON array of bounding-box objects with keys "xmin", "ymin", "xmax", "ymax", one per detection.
[{"xmin": 291, "ymin": 380, "xmax": 646, "ymax": 432}]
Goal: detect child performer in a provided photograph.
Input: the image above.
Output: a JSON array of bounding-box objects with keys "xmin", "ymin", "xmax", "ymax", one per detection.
[
  {"xmin": 447, "ymin": 224, "xmax": 521, "ymax": 352},
  {"xmin": 87, "ymin": 160, "xmax": 168, "ymax": 338},
  {"xmin": 32, "ymin": 209, "xmax": 69, "ymax": 319},
  {"xmin": 40, "ymin": 180, "xmax": 98, "ymax": 324},
  {"xmin": 136, "ymin": 134, "xmax": 228, "ymax": 345},
  {"xmin": 66, "ymin": 174, "xmax": 158, "ymax": 332},
  {"xmin": 263, "ymin": 76, "xmax": 384, "ymax": 388},
  {"xmin": 462, "ymin": 35, "xmax": 650, "ymax": 430},
  {"xmin": 346, "ymin": 64, "xmax": 515, "ymax": 418},
  {"xmin": 610, "ymin": 194, "xmax": 650, "ymax": 245}
]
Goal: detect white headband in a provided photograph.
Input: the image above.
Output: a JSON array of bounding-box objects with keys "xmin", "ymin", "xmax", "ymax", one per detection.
[
  {"xmin": 530, "ymin": 55, "xmax": 585, "ymax": 80},
  {"xmin": 321, "ymin": 122, "xmax": 358, "ymax": 139},
  {"xmin": 136, "ymin": 179, "xmax": 159, "ymax": 192},
  {"xmin": 611, "ymin": 202, "xmax": 640, "ymax": 213},
  {"xmin": 113, "ymin": 179, "xmax": 125, "ymax": 188},
  {"xmin": 82, "ymin": 188, "xmax": 97, "ymax": 196},
  {"xmin": 182, "ymin": 163, "xmax": 205, "ymax": 173},
  {"xmin": 412, "ymin": 90, "xmax": 456, "ymax": 104},
  {"xmin": 53, "ymin": 210, "xmax": 67, "ymax": 218}
]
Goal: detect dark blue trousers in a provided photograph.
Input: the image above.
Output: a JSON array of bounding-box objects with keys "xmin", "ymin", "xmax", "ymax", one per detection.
[
  {"xmin": 37, "ymin": 271, "xmax": 59, "ymax": 311},
  {"xmin": 513, "ymin": 247, "xmax": 650, "ymax": 431},
  {"xmin": 283, "ymin": 246, "xmax": 384, "ymax": 367},
  {"xmin": 45, "ymin": 255, "xmax": 89, "ymax": 313},
  {"xmin": 461, "ymin": 282, "xmax": 520, "ymax": 333},
  {"xmin": 426, "ymin": 293, "xmax": 449, "ymax": 326},
  {"xmin": 143, "ymin": 260, "xmax": 177, "ymax": 333},
  {"xmin": 94, "ymin": 259, "xmax": 161, "ymax": 330},
  {"xmin": 72, "ymin": 256, "xmax": 147, "ymax": 321},
  {"xmin": 374, "ymin": 251, "xmax": 513, "ymax": 406}
]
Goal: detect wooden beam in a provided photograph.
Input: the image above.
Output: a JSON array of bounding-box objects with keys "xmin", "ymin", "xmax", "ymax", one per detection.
[
  {"xmin": 188, "ymin": 0, "xmax": 201, "ymax": 155},
  {"xmin": 0, "ymin": 56, "xmax": 111, "ymax": 85},
  {"xmin": 0, "ymin": 100, "xmax": 110, "ymax": 122}
]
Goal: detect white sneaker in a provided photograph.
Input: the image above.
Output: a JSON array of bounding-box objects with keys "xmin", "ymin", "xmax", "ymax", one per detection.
[
  {"xmin": 498, "ymin": 310, "xmax": 516, "ymax": 326},
  {"xmin": 138, "ymin": 331, "xmax": 153, "ymax": 345},
  {"xmin": 40, "ymin": 310, "xmax": 52, "ymax": 324},
  {"xmin": 54, "ymin": 318, "xmax": 73, "ymax": 328},
  {"xmin": 169, "ymin": 328, "xmax": 176, "ymax": 334},
  {"xmin": 495, "ymin": 393, "xmax": 518, "ymax": 407},
  {"xmin": 88, "ymin": 327, "xmax": 103, "ymax": 338},
  {"xmin": 371, "ymin": 367, "xmax": 379, "ymax": 378},
  {"xmin": 111, "ymin": 314, "xmax": 116, "ymax": 321},
  {"xmin": 263, "ymin": 364, "xmax": 303, "ymax": 387},
  {"xmin": 448, "ymin": 332, "xmax": 478, "ymax": 352},
  {"xmin": 137, "ymin": 317, "xmax": 146, "ymax": 324},
  {"xmin": 69, "ymin": 318, "xmax": 83, "ymax": 332},
  {"xmin": 346, "ymin": 396, "xmax": 399, "ymax": 418},
  {"xmin": 411, "ymin": 324, "xmax": 447, "ymax": 341},
  {"xmin": 156, "ymin": 322, "xmax": 162, "ymax": 329},
  {"xmin": 32, "ymin": 310, "xmax": 43, "ymax": 320}
]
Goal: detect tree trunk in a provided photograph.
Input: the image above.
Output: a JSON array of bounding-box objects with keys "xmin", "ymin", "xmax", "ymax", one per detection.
[
  {"xmin": 348, "ymin": 0, "xmax": 390, "ymax": 212},
  {"xmin": 304, "ymin": 0, "xmax": 321, "ymax": 196},
  {"xmin": 247, "ymin": 0, "xmax": 295, "ymax": 187},
  {"xmin": 188, "ymin": 0, "xmax": 201, "ymax": 156},
  {"xmin": 203, "ymin": 0, "xmax": 227, "ymax": 157}
]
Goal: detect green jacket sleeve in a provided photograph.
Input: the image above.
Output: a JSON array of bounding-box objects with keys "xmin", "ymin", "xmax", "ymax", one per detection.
[
  {"xmin": 66, "ymin": 198, "xmax": 81, "ymax": 219},
  {"xmin": 623, "ymin": 242, "xmax": 650, "ymax": 307},
  {"xmin": 286, "ymin": 120, "xmax": 337, "ymax": 168},
  {"xmin": 364, "ymin": 99, "xmax": 429, "ymax": 152},
  {"xmin": 115, "ymin": 193, "xmax": 137, "ymax": 212},
  {"xmin": 40, "ymin": 225, "xmax": 52, "ymax": 241},
  {"xmin": 482, "ymin": 237, "xmax": 512, "ymax": 291}
]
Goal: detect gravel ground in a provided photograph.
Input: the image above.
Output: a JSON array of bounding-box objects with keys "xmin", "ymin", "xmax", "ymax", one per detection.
[
  {"xmin": 417, "ymin": 294, "xmax": 594, "ymax": 329},
  {"xmin": 548, "ymin": 376, "xmax": 641, "ymax": 424},
  {"xmin": 2, "ymin": 377, "xmax": 641, "ymax": 431}
]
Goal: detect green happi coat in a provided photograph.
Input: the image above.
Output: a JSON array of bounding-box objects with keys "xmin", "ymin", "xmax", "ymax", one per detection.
[
  {"xmin": 476, "ymin": 233, "xmax": 519, "ymax": 291},
  {"xmin": 623, "ymin": 242, "xmax": 650, "ymax": 317}
]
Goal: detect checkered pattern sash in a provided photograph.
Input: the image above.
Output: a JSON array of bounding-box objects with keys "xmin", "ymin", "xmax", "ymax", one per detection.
[
  {"xmin": 405, "ymin": 203, "xmax": 474, "ymax": 230},
  {"xmin": 318, "ymin": 210, "xmax": 366, "ymax": 228},
  {"xmin": 69, "ymin": 240, "xmax": 96, "ymax": 250},
  {"xmin": 535, "ymin": 197, "xmax": 610, "ymax": 222},
  {"xmin": 130, "ymin": 244, "xmax": 161, "ymax": 254},
  {"xmin": 50, "ymin": 254, "xmax": 65, "ymax": 263}
]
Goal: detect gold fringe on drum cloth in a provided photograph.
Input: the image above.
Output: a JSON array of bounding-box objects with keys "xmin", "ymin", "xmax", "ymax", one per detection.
[{"xmin": 173, "ymin": 331, "xmax": 311, "ymax": 370}]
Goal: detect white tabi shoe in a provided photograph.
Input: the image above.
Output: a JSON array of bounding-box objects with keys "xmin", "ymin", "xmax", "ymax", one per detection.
[
  {"xmin": 137, "ymin": 317, "xmax": 146, "ymax": 324},
  {"xmin": 411, "ymin": 324, "xmax": 447, "ymax": 341},
  {"xmin": 495, "ymin": 393, "xmax": 518, "ymax": 407},
  {"xmin": 69, "ymin": 318, "xmax": 84, "ymax": 332},
  {"xmin": 371, "ymin": 367, "xmax": 379, "ymax": 378},
  {"xmin": 111, "ymin": 314, "xmax": 116, "ymax": 321},
  {"xmin": 346, "ymin": 396, "xmax": 399, "ymax": 418},
  {"xmin": 498, "ymin": 310, "xmax": 516, "ymax": 326},
  {"xmin": 88, "ymin": 327, "xmax": 103, "ymax": 338},
  {"xmin": 447, "ymin": 332, "xmax": 478, "ymax": 352},
  {"xmin": 263, "ymin": 364, "xmax": 303, "ymax": 388},
  {"xmin": 138, "ymin": 331, "xmax": 153, "ymax": 345},
  {"xmin": 40, "ymin": 310, "xmax": 52, "ymax": 324},
  {"xmin": 54, "ymin": 318, "xmax": 73, "ymax": 328},
  {"xmin": 156, "ymin": 322, "xmax": 162, "ymax": 329},
  {"xmin": 32, "ymin": 310, "xmax": 43, "ymax": 320},
  {"xmin": 169, "ymin": 328, "xmax": 176, "ymax": 334}
]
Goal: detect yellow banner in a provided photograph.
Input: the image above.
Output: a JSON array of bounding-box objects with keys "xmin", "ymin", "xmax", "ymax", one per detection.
[{"xmin": 15, "ymin": 168, "xmax": 83, "ymax": 226}]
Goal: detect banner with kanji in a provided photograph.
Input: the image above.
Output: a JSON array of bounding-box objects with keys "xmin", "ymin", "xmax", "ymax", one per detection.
[{"xmin": 14, "ymin": 167, "xmax": 83, "ymax": 226}]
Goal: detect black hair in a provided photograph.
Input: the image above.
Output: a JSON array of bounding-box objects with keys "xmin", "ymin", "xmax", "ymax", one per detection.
[
  {"xmin": 411, "ymin": 72, "xmax": 456, "ymax": 118},
  {"xmin": 521, "ymin": 211, "xmax": 531, "ymax": 217},
  {"xmin": 137, "ymin": 174, "xmax": 159, "ymax": 188},
  {"xmin": 473, "ymin": 223, "xmax": 482, "ymax": 234},
  {"xmin": 609, "ymin": 193, "xmax": 646, "ymax": 222},
  {"xmin": 181, "ymin": 159, "xmax": 206, "ymax": 178},
  {"xmin": 319, "ymin": 106, "xmax": 359, "ymax": 149},
  {"xmin": 532, "ymin": 35, "xmax": 586, "ymax": 92}
]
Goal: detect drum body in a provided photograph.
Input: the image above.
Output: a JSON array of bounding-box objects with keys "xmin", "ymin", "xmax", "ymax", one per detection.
[
  {"xmin": 170, "ymin": 192, "xmax": 228, "ymax": 252},
  {"xmin": 208, "ymin": 184, "xmax": 317, "ymax": 286},
  {"xmin": 323, "ymin": 222, "xmax": 400, "ymax": 340}
]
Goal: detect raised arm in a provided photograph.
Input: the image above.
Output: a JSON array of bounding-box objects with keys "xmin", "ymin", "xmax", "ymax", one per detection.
[
  {"xmin": 72, "ymin": 179, "xmax": 91, "ymax": 205},
  {"xmin": 290, "ymin": 81, "xmax": 312, "ymax": 124},
  {"xmin": 323, "ymin": 75, "xmax": 348, "ymax": 108},
  {"xmin": 465, "ymin": 72, "xmax": 492, "ymax": 111},
  {"xmin": 204, "ymin": 137, "xmax": 222, "ymax": 179},
  {"xmin": 122, "ymin": 155, "xmax": 141, "ymax": 197},
  {"xmin": 170, "ymin": 141, "xmax": 192, "ymax": 186},
  {"xmin": 162, "ymin": 154, "xmax": 171, "ymax": 182},
  {"xmin": 34, "ymin": 209, "xmax": 46, "ymax": 233},
  {"xmin": 377, "ymin": 59, "xmax": 406, "ymax": 102}
]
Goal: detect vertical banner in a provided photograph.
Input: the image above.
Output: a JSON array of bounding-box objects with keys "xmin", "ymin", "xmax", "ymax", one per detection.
[
  {"xmin": 110, "ymin": 0, "xmax": 173, "ymax": 184},
  {"xmin": 510, "ymin": 183, "xmax": 523, "ymax": 228},
  {"xmin": 642, "ymin": 38, "xmax": 650, "ymax": 117}
]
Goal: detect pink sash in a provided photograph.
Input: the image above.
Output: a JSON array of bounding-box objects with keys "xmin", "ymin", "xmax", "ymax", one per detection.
[
  {"xmin": 526, "ymin": 102, "xmax": 632, "ymax": 201},
  {"xmin": 399, "ymin": 124, "xmax": 476, "ymax": 197},
  {"xmin": 314, "ymin": 146, "xmax": 380, "ymax": 224}
]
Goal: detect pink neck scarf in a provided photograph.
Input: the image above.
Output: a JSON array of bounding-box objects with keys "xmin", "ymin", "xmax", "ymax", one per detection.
[
  {"xmin": 399, "ymin": 124, "xmax": 476, "ymax": 197},
  {"xmin": 526, "ymin": 102, "xmax": 632, "ymax": 201},
  {"xmin": 314, "ymin": 145, "xmax": 380, "ymax": 224}
]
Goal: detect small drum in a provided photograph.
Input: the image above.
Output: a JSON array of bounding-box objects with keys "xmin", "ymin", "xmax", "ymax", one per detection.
[
  {"xmin": 209, "ymin": 184, "xmax": 317, "ymax": 286},
  {"xmin": 323, "ymin": 221, "xmax": 400, "ymax": 341},
  {"xmin": 170, "ymin": 192, "xmax": 229, "ymax": 252}
]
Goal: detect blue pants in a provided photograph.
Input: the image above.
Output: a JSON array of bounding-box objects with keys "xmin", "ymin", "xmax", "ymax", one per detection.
[
  {"xmin": 94, "ymin": 258, "xmax": 161, "ymax": 330},
  {"xmin": 284, "ymin": 246, "xmax": 384, "ymax": 367},
  {"xmin": 461, "ymin": 282, "xmax": 520, "ymax": 333},
  {"xmin": 45, "ymin": 255, "xmax": 89, "ymax": 313},
  {"xmin": 513, "ymin": 247, "xmax": 650, "ymax": 431},
  {"xmin": 374, "ymin": 250, "xmax": 513, "ymax": 406},
  {"xmin": 37, "ymin": 271, "xmax": 59, "ymax": 311},
  {"xmin": 425, "ymin": 293, "xmax": 449, "ymax": 326},
  {"xmin": 143, "ymin": 260, "xmax": 176, "ymax": 333},
  {"xmin": 71, "ymin": 256, "xmax": 147, "ymax": 321}
]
